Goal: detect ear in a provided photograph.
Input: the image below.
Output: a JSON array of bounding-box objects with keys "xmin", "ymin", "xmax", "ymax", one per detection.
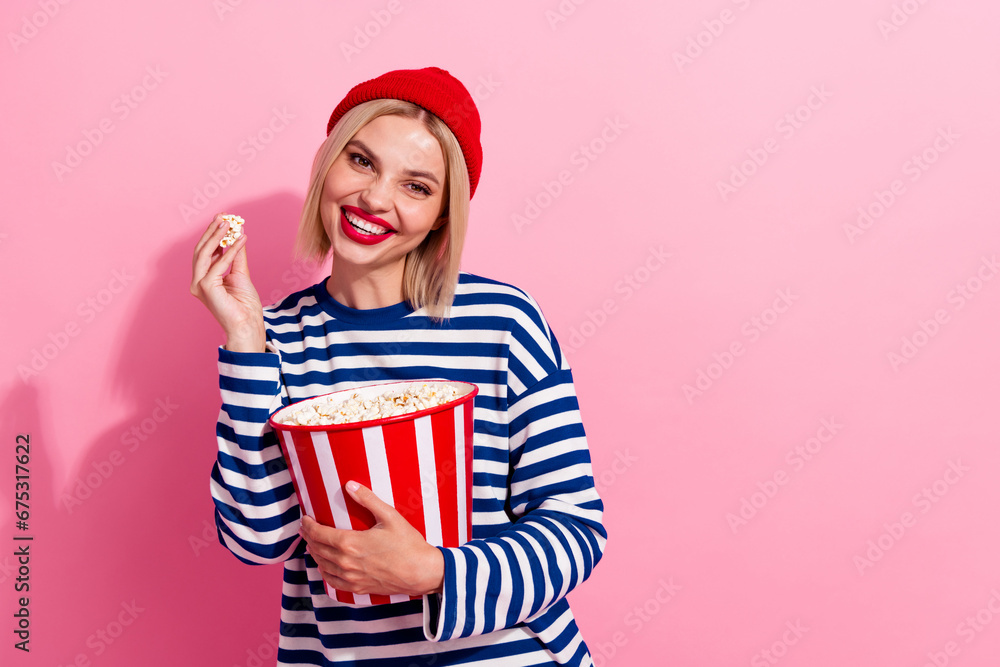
[{"xmin": 431, "ymin": 214, "xmax": 448, "ymax": 231}]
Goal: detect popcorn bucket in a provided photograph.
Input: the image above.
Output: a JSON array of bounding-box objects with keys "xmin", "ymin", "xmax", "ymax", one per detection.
[{"xmin": 268, "ymin": 380, "xmax": 477, "ymax": 606}]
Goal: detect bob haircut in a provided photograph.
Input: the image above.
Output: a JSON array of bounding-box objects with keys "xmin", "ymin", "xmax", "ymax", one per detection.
[{"xmin": 295, "ymin": 99, "xmax": 471, "ymax": 321}]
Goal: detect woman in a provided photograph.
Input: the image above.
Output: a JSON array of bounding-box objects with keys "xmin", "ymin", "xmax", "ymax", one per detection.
[{"xmin": 191, "ymin": 67, "xmax": 607, "ymax": 665}]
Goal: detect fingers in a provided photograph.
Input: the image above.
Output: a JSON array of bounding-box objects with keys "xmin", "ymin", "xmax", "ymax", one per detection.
[
  {"xmin": 299, "ymin": 517, "xmax": 363, "ymax": 589},
  {"xmin": 345, "ymin": 481, "xmax": 397, "ymax": 523},
  {"xmin": 298, "ymin": 508, "xmax": 437, "ymax": 596},
  {"xmin": 300, "ymin": 534, "xmax": 350, "ymax": 589},
  {"xmin": 205, "ymin": 232, "xmax": 247, "ymax": 281},
  {"xmin": 299, "ymin": 515, "xmax": 351, "ymax": 558},
  {"xmin": 195, "ymin": 214, "xmax": 228, "ymax": 248},
  {"xmin": 192, "ymin": 214, "xmax": 231, "ymax": 264},
  {"xmin": 313, "ymin": 560, "xmax": 367, "ymax": 596},
  {"xmin": 300, "ymin": 514, "xmax": 321, "ymax": 534},
  {"xmin": 191, "ymin": 214, "xmax": 240, "ymax": 295},
  {"xmin": 192, "ymin": 232, "xmax": 247, "ymax": 299},
  {"xmin": 317, "ymin": 571, "xmax": 354, "ymax": 593},
  {"xmin": 192, "ymin": 214, "xmax": 245, "ymax": 271},
  {"xmin": 301, "ymin": 533, "xmax": 369, "ymax": 595},
  {"xmin": 230, "ymin": 235, "xmax": 250, "ymax": 276}
]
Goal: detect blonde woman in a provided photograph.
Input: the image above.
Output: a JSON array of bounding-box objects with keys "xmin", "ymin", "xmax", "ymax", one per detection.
[{"xmin": 191, "ymin": 67, "xmax": 606, "ymax": 665}]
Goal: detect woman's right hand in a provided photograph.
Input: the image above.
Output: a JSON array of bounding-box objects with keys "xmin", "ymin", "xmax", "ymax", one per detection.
[{"xmin": 190, "ymin": 214, "xmax": 266, "ymax": 353}]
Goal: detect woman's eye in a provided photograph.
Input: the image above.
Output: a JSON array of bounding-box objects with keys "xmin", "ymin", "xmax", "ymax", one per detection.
[
  {"xmin": 350, "ymin": 153, "xmax": 372, "ymax": 168},
  {"xmin": 408, "ymin": 183, "xmax": 431, "ymax": 196}
]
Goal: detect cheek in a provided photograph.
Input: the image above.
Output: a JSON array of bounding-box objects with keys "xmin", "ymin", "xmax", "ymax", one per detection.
[
  {"xmin": 319, "ymin": 187, "xmax": 336, "ymax": 221},
  {"xmin": 320, "ymin": 176, "xmax": 341, "ymax": 208},
  {"xmin": 320, "ymin": 206, "xmax": 335, "ymax": 234},
  {"xmin": 321, "ymin": 163, "xmax": 353, "ymax": 202},
  {"xmin": 320, "ymin": 176, "xmax": 350, "ymax": 223},
  {"xmin": 402, "ymin": 199, "xmax": 446, "ymax": 230}
]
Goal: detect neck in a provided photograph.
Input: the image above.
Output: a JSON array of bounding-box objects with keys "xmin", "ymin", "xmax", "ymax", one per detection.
[{"xmin": 326, "ymin": 260, "xmax": 405, "ymax": 310}]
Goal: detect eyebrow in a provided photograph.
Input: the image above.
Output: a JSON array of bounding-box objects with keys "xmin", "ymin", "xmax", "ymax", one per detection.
[{"xmin": 346, "ymin": 139, "xmax": 441, "ymax": 187}]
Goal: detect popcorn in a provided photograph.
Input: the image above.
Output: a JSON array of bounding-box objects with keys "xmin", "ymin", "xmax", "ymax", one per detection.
[
  {"xmin": 219, "ymin": 214, "xmax": 244, "ymax": 248},
  {"xmin": 277, "ymin": 383, "xmax": 462, "ymax": 426}
]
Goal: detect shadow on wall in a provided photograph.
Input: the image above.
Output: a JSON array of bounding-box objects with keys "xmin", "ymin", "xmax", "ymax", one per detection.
[{"xmin": 0, "ymin": 191, "xmax": 329, "ymax": 666}]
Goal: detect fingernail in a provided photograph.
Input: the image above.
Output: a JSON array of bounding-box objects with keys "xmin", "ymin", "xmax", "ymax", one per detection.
[{"xmin": 346, "ymin": 480, "xmax": 360, "ymax": 493}]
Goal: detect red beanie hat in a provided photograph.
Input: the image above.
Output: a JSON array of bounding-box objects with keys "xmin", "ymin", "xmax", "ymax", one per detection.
[{"xmin": 326, "ymin": 67, "xmax": 483, "ymax": 198}]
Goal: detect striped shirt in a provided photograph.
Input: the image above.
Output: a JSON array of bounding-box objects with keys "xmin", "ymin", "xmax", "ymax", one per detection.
[{"xmin": 211, "ymin": 272, "xmax": 607, "ymax": 665}]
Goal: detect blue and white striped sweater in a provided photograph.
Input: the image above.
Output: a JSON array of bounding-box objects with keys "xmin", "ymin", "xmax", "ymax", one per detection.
[{"xmin": 211, "ymin": 272, "xmax": 606, "ymax": 665}]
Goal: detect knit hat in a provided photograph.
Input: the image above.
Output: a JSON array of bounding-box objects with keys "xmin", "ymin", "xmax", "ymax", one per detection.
[{"xmin": 326, "ymin": 67, "xmax": 483, "ymax": 198}]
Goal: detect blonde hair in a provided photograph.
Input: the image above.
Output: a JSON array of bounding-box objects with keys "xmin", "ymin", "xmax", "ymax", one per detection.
[{"xmin": 295, "ymin": 100, "xmax": 471, "ymax": 321}]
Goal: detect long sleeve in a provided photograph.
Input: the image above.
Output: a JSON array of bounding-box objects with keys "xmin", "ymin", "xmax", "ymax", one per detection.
[
  {"xmin": 210, "ymin": 346, "xmax": 303, "ymax": 564},
  {"xmin": 424, "ymin": 298, "xmax": 607, "ymax": 644},
  {"xmin": 205, "ymin": 277, "xmax": 605, "ymax": 665}
]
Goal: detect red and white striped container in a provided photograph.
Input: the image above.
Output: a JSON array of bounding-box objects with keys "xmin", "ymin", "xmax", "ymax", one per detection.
[{"xmin": 268, "ymin": 380, "xmax": 477, "ymax": 606}]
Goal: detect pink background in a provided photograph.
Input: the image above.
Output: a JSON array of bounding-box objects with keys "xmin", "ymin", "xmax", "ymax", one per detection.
[{"xmin": 3, "ymin": 1, "xmax": 999, "ymax": 665}]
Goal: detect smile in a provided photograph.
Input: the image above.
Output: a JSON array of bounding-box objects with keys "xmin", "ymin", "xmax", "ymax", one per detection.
[
  {"xmin": 340, "ymin": 206, "xmax": 396, "ymax": 245},
  {"xmin": 346, "ymin": 210, "xmax": 392, "ymax": 235}
]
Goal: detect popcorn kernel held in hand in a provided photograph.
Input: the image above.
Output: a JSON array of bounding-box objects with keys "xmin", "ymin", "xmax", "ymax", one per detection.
[{"xmin": 219, "ymin": 214, "xmax": 245, "ymax": 248}]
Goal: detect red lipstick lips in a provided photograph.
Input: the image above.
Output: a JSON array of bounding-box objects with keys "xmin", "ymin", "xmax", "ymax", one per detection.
[{"xmin": 340, "ymin": 205, "xmax": 396, "ymax": 245}]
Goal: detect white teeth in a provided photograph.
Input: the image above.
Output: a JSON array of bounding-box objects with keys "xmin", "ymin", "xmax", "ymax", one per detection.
[{"xmin": 345, "ymin": 211, "xmax": 391, "ymax": 235}]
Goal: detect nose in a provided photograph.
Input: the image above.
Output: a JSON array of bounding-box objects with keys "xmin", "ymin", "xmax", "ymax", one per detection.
[{"xmin": 359, "ymin": 176, "xmax": 392, "ymax": 213}]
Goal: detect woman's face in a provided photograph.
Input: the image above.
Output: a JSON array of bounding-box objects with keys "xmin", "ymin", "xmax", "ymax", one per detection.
[{"xmin": 320, "ymin": 113, "xmax": 448, "ymax": 275}]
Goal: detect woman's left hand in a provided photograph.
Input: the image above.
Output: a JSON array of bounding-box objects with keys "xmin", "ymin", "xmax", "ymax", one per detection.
[{"xmin": 299, "ymin": 482, "xmax": 445, "ymax": 597}]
